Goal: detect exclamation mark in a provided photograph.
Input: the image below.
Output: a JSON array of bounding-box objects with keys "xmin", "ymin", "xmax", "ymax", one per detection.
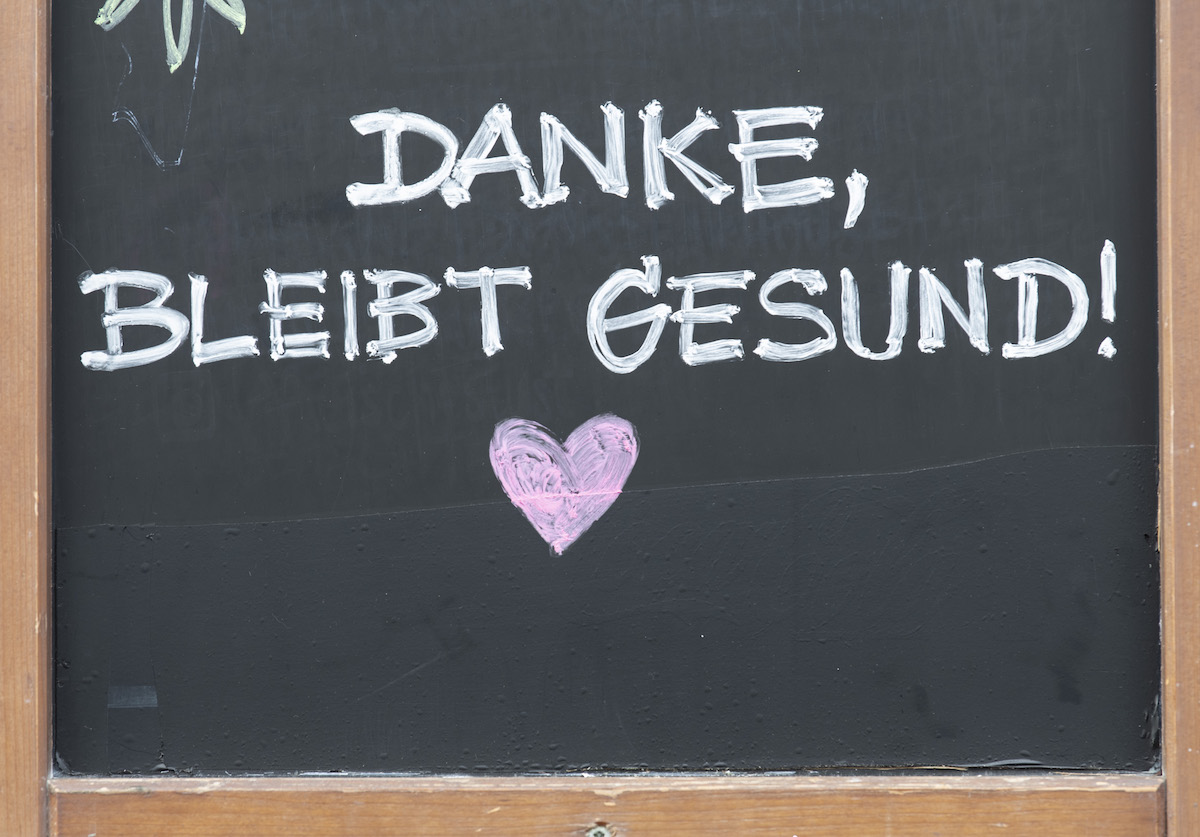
[{"xmin": 1098, "ymin": 240, "xmax": 1117, "ymax": 359}]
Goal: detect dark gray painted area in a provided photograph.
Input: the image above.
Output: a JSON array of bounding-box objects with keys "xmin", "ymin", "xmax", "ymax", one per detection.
[
  {"xmin": 56, "ymin": 448, "xmax": 1159, "ymax": 773},
  {"xmin": 52, "ymin": 0, "xmax": 1159, "ymax": 773}
]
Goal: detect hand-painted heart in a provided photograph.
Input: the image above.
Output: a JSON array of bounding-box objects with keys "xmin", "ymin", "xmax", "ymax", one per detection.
[{"xmin": 489, "ymin": 414, "xmax": 639, "ymax": 554}]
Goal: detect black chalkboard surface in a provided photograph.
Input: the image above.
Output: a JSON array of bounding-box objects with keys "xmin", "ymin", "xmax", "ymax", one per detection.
[{"xmin": 53, "ymin": 0, "xmax": 1159, "ymax": 774}]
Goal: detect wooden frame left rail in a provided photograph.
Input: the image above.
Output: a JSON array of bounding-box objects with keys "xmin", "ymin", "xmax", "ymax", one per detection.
[
  {"xmin": 4, "ymin": 1, "xmax": 1197, "ymax": 835},
  {"xmin": 0, "ymin": 1, "xmax": 52, "ymax": 836}
]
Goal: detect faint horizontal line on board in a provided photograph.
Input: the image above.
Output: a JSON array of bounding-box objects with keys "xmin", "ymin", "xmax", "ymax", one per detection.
[{"xmin": 54, "ymin": 442, "xmax": 1156, "ymax": 532}]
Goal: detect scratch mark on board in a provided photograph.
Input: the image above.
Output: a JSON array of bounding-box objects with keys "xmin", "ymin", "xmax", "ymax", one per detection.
[
  {"xmin": 355, "ymin": 651, "xmax": 449, "ymax": 702},
  {"xmin": 98, "ymin": 0, "xmax": 246, "ymax": 168}
]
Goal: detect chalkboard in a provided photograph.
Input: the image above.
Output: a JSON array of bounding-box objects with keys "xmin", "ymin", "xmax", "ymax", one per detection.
[{"xmin": 52, "ymin": 0, "xmax": 1159, "ymax": 775}]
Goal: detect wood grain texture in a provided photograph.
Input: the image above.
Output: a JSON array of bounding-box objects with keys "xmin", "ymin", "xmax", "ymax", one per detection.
[
  {"xmin": 1159, "ymin": 0, "xmax": 1200, "ymax": 834},
  {"xmin": 0, "ymin": 2, "xmax": 51, "ymax": 837},
  {"xmin": 50, "ymin": 775, "xmax": 1163, "ymax": 837}
]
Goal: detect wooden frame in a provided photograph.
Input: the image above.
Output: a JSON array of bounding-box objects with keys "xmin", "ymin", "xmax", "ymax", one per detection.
[{"xmin": 2, "ymin": 1, "xmax": 1196, "ymax": 834}]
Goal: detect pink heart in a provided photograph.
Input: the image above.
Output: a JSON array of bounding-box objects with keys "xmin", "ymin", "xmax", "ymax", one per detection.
[{"xmin": 489, "ymin": 414, "xmax": 639, "ymax": 554}]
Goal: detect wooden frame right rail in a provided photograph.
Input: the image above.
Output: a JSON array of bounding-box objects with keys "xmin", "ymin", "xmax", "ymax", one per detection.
[{"xmin": 1157, "ymin": 0, "xmax": 1200, "ymax": 832}]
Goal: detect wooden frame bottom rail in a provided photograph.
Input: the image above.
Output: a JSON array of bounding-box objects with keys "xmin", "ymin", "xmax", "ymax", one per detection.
[{"xmin": 50, "ymin": 774, "xmax": 1164, "ymax": 836}]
